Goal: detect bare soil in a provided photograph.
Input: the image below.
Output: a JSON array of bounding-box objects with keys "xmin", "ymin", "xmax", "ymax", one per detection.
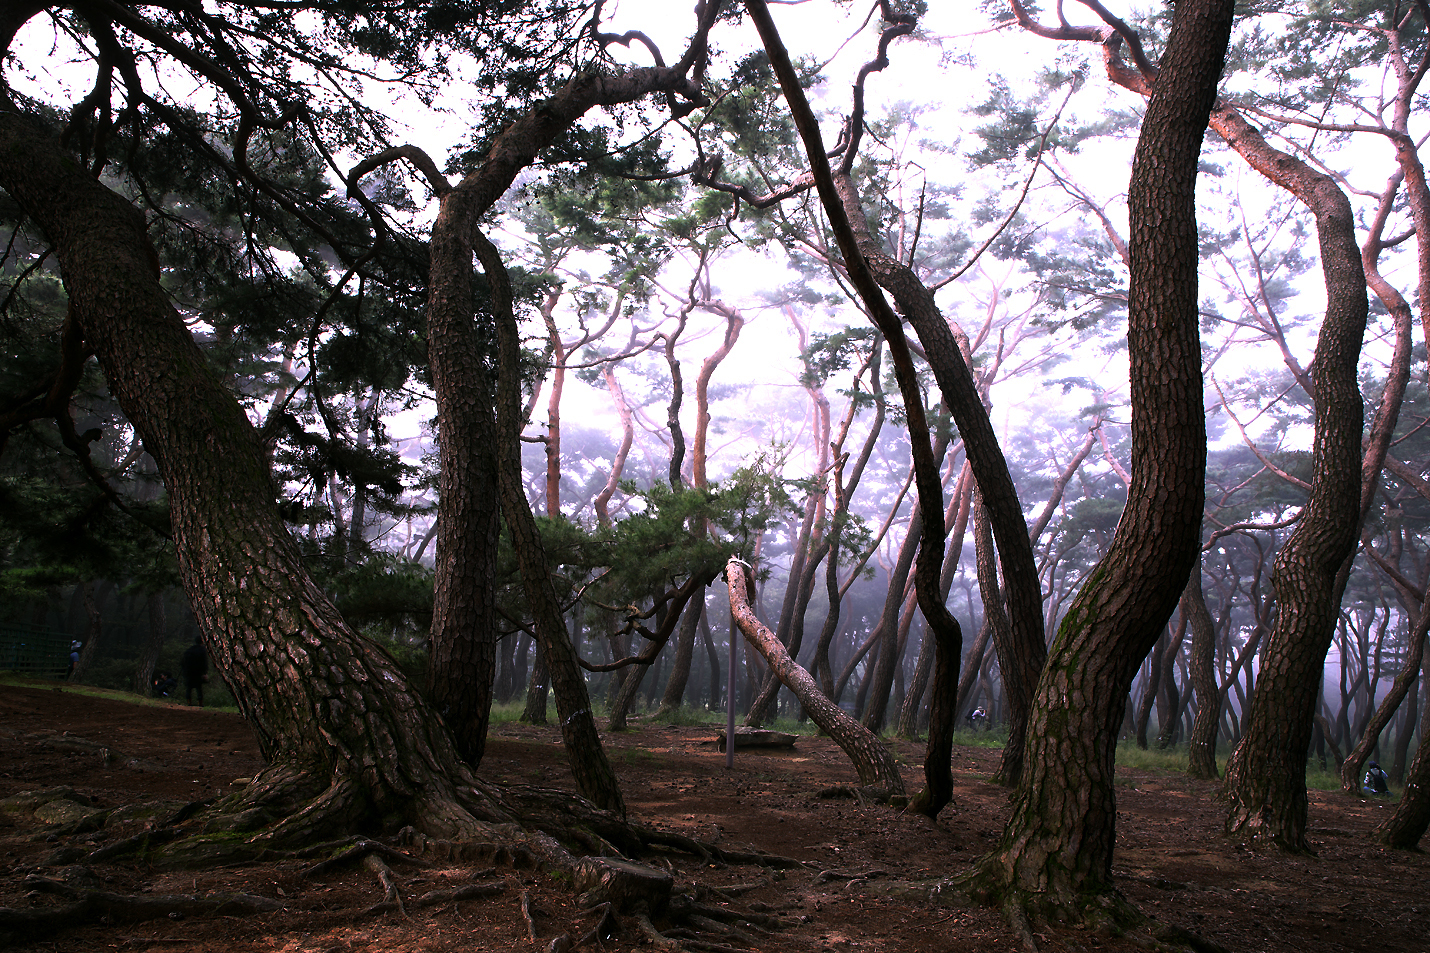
[{"xmin": 0, "ymin": 681, "xmax": 1424, "ymax": 953}]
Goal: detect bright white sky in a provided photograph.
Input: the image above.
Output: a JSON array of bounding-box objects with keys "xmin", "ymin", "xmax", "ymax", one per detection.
[{"xmin": 8, "ymin": 0, "xmax": 1415, "ymax": 554}]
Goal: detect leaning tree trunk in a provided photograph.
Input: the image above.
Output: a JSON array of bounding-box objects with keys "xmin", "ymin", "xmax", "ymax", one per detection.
[
  {"xmin": 726, "ymin": 559, "xmax": 904, "ymax": 796},
  {"xmin": 1377, "ymin": 712, "xmax": 1430, "ymax": 848},
  {"xmin": 0, "ymin": 106, "xmax": 503, "ymax": 846},
  {"xmin": 475, "ymin": 229, "xmax": 624, "ymax": 816},
  {"xmin": 1341, "ymin": 612, "xmax": 1428, "ymax": 794},
  {"xmin": 965, "ymin": 0, "xmax": 1231, "ymax": 925}
]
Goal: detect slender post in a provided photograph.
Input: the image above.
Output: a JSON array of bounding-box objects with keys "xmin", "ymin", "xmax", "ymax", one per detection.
[{"xmin": 726, "ymin": 601, "xmax": 738, "ymax": 769}]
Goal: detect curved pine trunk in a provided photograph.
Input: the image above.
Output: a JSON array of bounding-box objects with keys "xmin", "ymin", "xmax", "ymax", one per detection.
[
  {"xmin": 426, "ymin": 187, "xmax": 502, "ymax": 766},
  {"xmin": 1377, "ymin": 722, "xmax": 1430, "ymax": 848},
  {"xmin": 1183, "ymin": 569, "xmax": 1222, "ymax": 780},
  {"xmin": 970, "ymin": 0, "xmax": 1230, "ymax": 919},
  {"xmin": 475, "ymin": 230, "xmax": 625, "ymax": 816},
  {"xmin": 0, "ymin": 108, "xmax": 489, "ymax": 840},
  {"xmin": 1220, "ymin": 114, "xmax": 1370, "ymax": 854}
]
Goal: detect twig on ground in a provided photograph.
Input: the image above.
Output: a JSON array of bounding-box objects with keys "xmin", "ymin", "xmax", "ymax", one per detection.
[{"xmin": 521, "ymin": 888, "xmax": 540, "ymax": 941}]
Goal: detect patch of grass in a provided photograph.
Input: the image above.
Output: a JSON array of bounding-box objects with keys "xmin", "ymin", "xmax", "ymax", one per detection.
[
  {"xmin": 949, "ymin": 726, "xmax": 1008, "ymax": 749},
  {"xmin": 1112, "ymin": 742, "xmax": 1380, "ymax": 794},
  {"xmin": 487, "ymin": 699, "xmax": 531, "ymax": 725},
  {"xmin": 1306, "ymin": 764, "xmax": 1345, "ymax": 792},
  {"xmin": 1114, "ymin": 741, "xmax": 1190, "ymax": 773},
  {"xmin": 0, "ymin": 673, "xmax": 239, "ymax": 711},
  {"xmin": 762, "ymin": 713, "xmax": 819, "ymax": 736},
  {"xmin": 649, "ymin": 705, "xmax": 728, "ymax": 728}
]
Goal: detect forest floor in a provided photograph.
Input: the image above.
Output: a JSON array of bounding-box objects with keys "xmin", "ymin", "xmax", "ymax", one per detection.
[{"xmin": 0, "ymin": 680, "xmax": 1424, "ymax": 953}]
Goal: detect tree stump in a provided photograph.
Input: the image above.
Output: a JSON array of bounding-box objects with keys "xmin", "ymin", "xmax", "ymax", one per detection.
[
  {"xmin": 570, "ymin": 857, "xmax": 672, "ymax": 913},
  {"xmin": 715, "ymin": 727, "xmax": 798, "ymax": 752}
]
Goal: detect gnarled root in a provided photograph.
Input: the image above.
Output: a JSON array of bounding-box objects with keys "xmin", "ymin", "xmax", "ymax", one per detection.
[
  {"xmin": 15, "ymin": 766, "xmax": 804, "ymax": 949},
  {"xmin": 0, "ymin": 873, "xmax": 279, "ymax": 946}
]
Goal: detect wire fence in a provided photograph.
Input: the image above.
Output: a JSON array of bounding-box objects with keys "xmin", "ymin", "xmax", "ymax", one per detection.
[{"xmin": 0, "ymin": 623, "xmax": 72, "ymax": 677}]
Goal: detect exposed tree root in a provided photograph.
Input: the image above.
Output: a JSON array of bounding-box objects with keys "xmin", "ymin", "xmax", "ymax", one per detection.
[
  {"xmin": 0, "ymin": 874, "xmax": 279, "ymax": 945},
  {"xmin": 361, "ymin": 853, "xmax": 407, "ymax": 916},
  {"xmin": 11, "ymin": 775, "xmax": 803, "ymax": 950},
  {"xmin": 856, "ymin": 869, "xmax": 1231, "ymax": 953},
  {"xmin": 299, "ymin": 836, "xmax": 430, "ymax": 878},
  {"xmin": 521, "ymin": 888, "xmax": 541, "ymax": 940}
]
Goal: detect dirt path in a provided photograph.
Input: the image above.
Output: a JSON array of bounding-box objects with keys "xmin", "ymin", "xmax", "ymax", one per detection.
[{"xmin": 1, "ymin": 681, "xmax": 1424, "ymax": 952}]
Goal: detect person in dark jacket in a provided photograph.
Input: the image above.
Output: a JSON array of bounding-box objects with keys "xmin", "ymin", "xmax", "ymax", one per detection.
[
  {"xmin": 152, "ymin": 671, "xmax": 177, "ymax": 697},
  {"xmin": 1362, "ymin": 761, "xmax": 1391, "ymax": 796},
  {"xmin": 181, "ymin": 637, "xmax": 208, "ymax": 707}
]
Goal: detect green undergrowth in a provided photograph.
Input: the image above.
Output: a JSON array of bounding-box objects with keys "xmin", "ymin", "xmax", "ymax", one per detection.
[
  {"xmin": 0, "ymin": 672, "xmax": 240, "ymax": 712},
  {"xmin": 1111, "ymin": 741, "xmax": 1397, "ymax": 794}
]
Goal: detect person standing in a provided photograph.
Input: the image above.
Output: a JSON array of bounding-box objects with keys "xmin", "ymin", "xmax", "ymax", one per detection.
[{"xmin": 181, "ymin": 636, "xmax": 208, "ymax": 706}]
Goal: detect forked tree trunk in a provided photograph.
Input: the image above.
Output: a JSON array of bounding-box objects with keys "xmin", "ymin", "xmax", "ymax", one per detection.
[
  {"xmin": 967, "ymin": 0, "xmax": 1231, "ymax": 921},
  {"xmin": 827, "ymin": 172, "xmax": 1045, "ymax": 780},
  {"xmin": 656, "ymin": 599, "xmax": 703, "ymax": 717},
  {"xmin": 475, "ymin": 229, "xmax": 624, "ymax": 815},
  {"xmin": 425, "ymin": 181, "xmax": 503, "ymax": 768}
]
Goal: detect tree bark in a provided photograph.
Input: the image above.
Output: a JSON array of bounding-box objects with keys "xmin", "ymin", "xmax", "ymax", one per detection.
[
  {"xmin": 1183, "ymin": 567, "xmax": 1221, "ymax": 779},
  {"xmin": 474, "ymin": 229, "xmax": 624, "ymax": 815},
  {"xmin": 133, "ymin": 592, "xmax": 167, "ymax": 696},
  {"xmin": 1220, "ymin": 117, "xmax": 1371, "ymax": 853},
  {"xmin": 968, "ymin": 0, "xmax": 1230, "ymax": 922},
  {"xmin": 0, "ymin": 105, "xmax": 502, "ymax": 843},
  {"xmin": 1377, "ymin": 707, "xmax": 1430, "ymax": 848},
  {"xmin": 424, "ymin": 174, "xmax": 503, "ymax": 768}
]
